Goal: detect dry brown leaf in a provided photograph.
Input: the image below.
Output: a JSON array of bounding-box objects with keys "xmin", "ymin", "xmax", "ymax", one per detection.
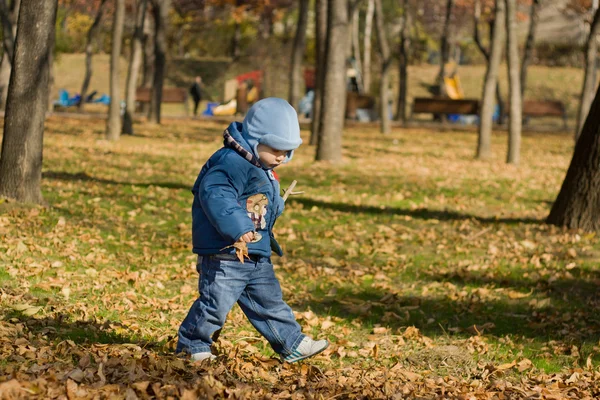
[
  {"xmin": 496, "ymin": 361, "xmax": 517, "ymax": 371},
  {"xmin": 517, "ymin": 358, "xmax": 533, "ymax": 372},
  {"xmin": 233, "ymin": 241, "xmax": 249, "ymax": 263},
  {"xmin": 507, "ymin": 290, "xmax": 533, "ymax": 299}
]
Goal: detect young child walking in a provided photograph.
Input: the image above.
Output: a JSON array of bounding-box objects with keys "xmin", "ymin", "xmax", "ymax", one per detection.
[{"xmin": 177, "ymin": 97, "xmax": 329, "ymax": 362}]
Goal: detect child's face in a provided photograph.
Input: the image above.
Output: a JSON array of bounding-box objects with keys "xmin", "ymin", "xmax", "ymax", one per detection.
[{"xmin": 257, "ymin": 144, "xmax": 288, "ymax": 169}]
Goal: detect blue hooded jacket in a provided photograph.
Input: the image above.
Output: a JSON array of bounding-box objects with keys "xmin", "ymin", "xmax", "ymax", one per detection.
[{"xmin": 191, "ymin": 98, "xmax": 302, "ymax": 257}]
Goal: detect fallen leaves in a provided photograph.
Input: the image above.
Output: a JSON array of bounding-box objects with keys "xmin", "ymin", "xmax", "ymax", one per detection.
[
  {"xmin": 0, "ymin": 118, "xmax": 599, "ymax": 398},
  {"xmin": 10, "ymin": 304, "xmax": 43, "ymax": 317}
]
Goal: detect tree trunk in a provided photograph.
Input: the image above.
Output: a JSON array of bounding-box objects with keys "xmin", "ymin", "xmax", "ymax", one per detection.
[
  {"xmin": 288, "ymin": 0, "xmax": 309, "ymax": 111},
  {"xmin": 141, "ymin": 7, "xmax": 154, "ymax": 115},
  {"xmin": 504, "ymin": 0, "xmax": 522, "ymax": 165},
  {"xmin": 309, "ymin": 0, "xmax": 327, "ymax": 146},
  {"xmin": 520, "ymin": 0, "xmax": 540, "ymax": 99},
  {"xmin": 0, "ymin": 0, "xmax": 15, "ymax": 62},
  {"xmin": 106, "ymin": 0, "xmax": 125, "ymax": 141},
  {"xmin": 123, "ymin": 0, "xmax": 148, "ymax": 135},
  {"xmin": 374, "ymin": 0, "xmax": 391, "ymax": 134},
  {"xmin": 362, "ymin": 0, "xmax": 374, "ymax": 93},
  {"xmin": 79, "ymin": 0, "xmax": 108, "ymax": 110},
  {"xmin": 476, "ymin": 0, "xmax": 505, "ymax": 160},
  {"xmin": 0, "ymin": 0, "xmax": 20, "ymax": 110},
  {"xmin": 474, "ymin": 1, "xmax": 505, "ymax": 124},
  {"xmin": 0, "ymin": 53, "xmax": 11, "ymax": 110},
  {"xmin": 395, "ymin": 0, "xmax": 410, "ymax": 122},
  {"xmin": 259, "ymin": 8, "xmax": 273, "ymax": 40},
  {"xmin": 47, "ymin": 48, "xmax": 54, "ymax": 112},
  {"xmin": 351, "ymin": 7, "xmax": 362, "ymax": 75},
  {"xmin": 575, "ymin": 8, "xmax": 600, "ymax": 141},
  {"xmin": 0, "ymin": 0, "xmax": 57, "ymax": 204},
  {"xmin": 149, "ymin": 0, "xmax": 169, "ymax": 125},
  {"xmin": 315, "ymin": 0, "xmax": 348, "ymax": 162},
  {"xmin": 176, "ymin": 23, "xmax": 184, "ymax": 57},
  {"xmin": 547, "ymin": 83, "xmax": 600, "ymax": 231},
  {"xmin": 230, "ymin": 21, "xmax": 241, "ymax": 59},
  {"xmin": 436, "ymin": 0, "xmax": 455, "ymax": 97}
]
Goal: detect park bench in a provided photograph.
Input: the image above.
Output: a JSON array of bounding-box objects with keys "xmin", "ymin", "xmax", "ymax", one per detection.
[
  {"xmin": 411, "ymin": 97, "xmax": 480, "ymax": 120},
  {"xmin": 135, "ymin": 87, "xmax": 189, "ymax": 115},
  {"xmin": 515, "ymin": 100, "xmax": 568, "ymax": 129}
]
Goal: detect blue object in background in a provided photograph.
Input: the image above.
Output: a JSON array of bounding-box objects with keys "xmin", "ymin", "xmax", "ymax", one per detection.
[
  {"xmin": 93, "ymin": 94, "xmax": 110, "ymax": 105},
  {"xmin": 202, "ymin": 102, "xmax": 219, "ymax": 116},
  {"xmin": 448, "ymin": 114, "xmax": 461, "ymax": 123},
  {"xmin": 298, "ymin": 90, "xmax": 314, "ymax": 117},
  {"xmin": 459, "ymin": 115, "xmax": 479, "ymax": 125},
  {"xmin": 54, "ymin": 89, "xmax": 79, "ymax": 107},
  {"xmin": 492, "ymin": 104, "xmax": 500, "ymax": 122}
]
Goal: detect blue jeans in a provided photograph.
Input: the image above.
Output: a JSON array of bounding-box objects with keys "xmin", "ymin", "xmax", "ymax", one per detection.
[{"xmin": 176, "ymin": 254, "xmax": 305, "ymax": 356}]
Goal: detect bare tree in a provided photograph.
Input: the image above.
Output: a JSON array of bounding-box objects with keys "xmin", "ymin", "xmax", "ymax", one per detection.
[
  {"xmin": 0, "ymin": 0, "xmax": 16, "ymax": 62},
  {"xmin": 0, "ymin": 0, "xmax": 58, "ymax": 203},
  {"xmin": 351, "ymin": 6, "xmax": 362, "ymax": 75},
  {"xmin": 310, "ymin": 0, "xmax": 327, "ymax": 145},
  {"xmin": 0, "ymin": 0, "xmax": 20, "ymax": 110},
  {"xmin": 547, "ymin": 83, "xmax": 600, "ymax": 231},
  {"xmin": 106, "ymin": 0, "xmax": 125, "ymax": 140},
  {"xmin": 395, "ymin": 0, "xmax": 410, "ymax": 123},
  {"xmin": 47, "ymin": 48, "xmax": 54, "ymax": 112},
  {"xmin": 79, "ymin": 0, "xmax": 108, "ymax": 110},
  {"xmin": 504, "ymin": 0, "xmax": 522, "ymax": 165},
  {"xmin": 362, "ymin": 0, "xmax": 374, "ymax": 93},
  {"xmin": 520, "ymin": 0, "xmax": 541, "ymax": 99},
  {"xmin": 436, "ymin": 0, "xmax": 455, "ymax": 97},
  {"xmin": 374, "ymin": 0, "xmax": 392, "ymax": 134},
  {"xmin": 231, "ymin": 21, "xmax": 242, "ymax": 59},
  {"xmin": 476, "ymin": 0, "xmax": 505, "ymax": 160},
  {"xmin": 149, "ymin": 0, "xmax": 170, "ymax": 124},
  {"xmin": 316, "ymin": 0, "xmax": 349, "ymax": 162},
  {"xmin": 123, "ymin": 0, "xmax": 148, "ymax": 134},
  {"xmin": 141, "ymin": 6, "xmax": 155, "ymax": 114},
  {"xmin": 473, "ymin": 0, "xmax": 504, "ymax": 124},
  {"xmin": 575, "ymin": 7, "xmax": 600, "ymax": 141},
  {"xmin": 289, "ymin": 0, "xmax": 309, "ymax": 110}
]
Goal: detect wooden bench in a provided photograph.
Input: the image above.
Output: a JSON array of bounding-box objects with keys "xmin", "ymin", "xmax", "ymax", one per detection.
[
  {"xmin": 515, "ymin": 100, "xmax": 567, "ymax": 129},
  {"xmin": 411, "ymin": 97, "xmax": 480, "ymax": 120},
  {"xmin": 135, "ymin": 87, "xmax": 189, "ymax": 115}
]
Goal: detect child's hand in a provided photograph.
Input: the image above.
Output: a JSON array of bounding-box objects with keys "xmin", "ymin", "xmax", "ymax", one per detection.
[{"xmin": 240, "ymin": 231, "xmax": 255, "ymax": 243}]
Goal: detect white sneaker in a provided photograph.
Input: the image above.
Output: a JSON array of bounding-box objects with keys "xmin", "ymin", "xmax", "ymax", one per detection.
[
  {"xmin": 282, "ymin": 337, "xmax": 329, "ymax": 363},
  {"xmin": 191, "ymin": 352, "xmax": 216, "ymax": 362}
]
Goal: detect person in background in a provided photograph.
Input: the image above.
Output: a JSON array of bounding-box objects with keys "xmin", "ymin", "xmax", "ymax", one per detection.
[{"xmin": 190, "ymin": 76, "xmax": 203, "ymax": 116}]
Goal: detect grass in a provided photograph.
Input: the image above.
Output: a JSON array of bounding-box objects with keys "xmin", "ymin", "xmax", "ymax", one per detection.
[{"xmin": 1, "ymin": 116, "xmax": 599, "ymax": 397}]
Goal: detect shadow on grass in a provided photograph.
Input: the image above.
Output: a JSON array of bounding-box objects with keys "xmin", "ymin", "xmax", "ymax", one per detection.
[
  {"xmin": 6, "ymin": 311, "xmax": 159, "ymax": 348},
  {"xmin": 293, "ymin": 280, "xmax": 600, "ymax": 343},
  {"xmin": 43, "ymin": 171, "xmax": 190, "ymax": 191},
  {"xmin": 288, "ymin": 197, "xmax": 543, "ymax": 225},
  {"xmin": 420, "ymin": 267, "xmax": 600, "ymax": 305}
]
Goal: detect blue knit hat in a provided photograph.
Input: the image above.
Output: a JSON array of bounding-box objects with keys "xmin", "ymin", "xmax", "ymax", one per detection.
[{"xmin": 242, "ymin": 97, "xmax": 302, "ymax": 163}]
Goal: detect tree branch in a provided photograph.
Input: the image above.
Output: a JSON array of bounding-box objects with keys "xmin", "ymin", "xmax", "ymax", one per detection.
[{"xmin": 473, "ymin": 0, "xmax": 490, "ymax": 61}]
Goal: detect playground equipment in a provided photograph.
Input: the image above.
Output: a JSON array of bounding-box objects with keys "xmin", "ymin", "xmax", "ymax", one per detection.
[{"xmin": 444, "ymin": 74, "xmax": 464, "ymax": 100}]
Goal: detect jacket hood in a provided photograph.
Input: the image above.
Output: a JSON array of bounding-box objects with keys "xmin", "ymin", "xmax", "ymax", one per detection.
[
  {"xmin": 241, "ymin": 98, "xmax": 302, "ymax": 163},
  {"xmin": 226, "ymin": 121, "xmax": 252, "ymax": 152}
]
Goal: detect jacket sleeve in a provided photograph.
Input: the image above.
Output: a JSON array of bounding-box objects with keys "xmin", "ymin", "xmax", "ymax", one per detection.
[
  {"xmin": 199, "ymin": 163, "xmax": 255, "ymax": 243},
  {"xmin": 273, "ymin": 180, "xmax": 285, "ymax": 219}
]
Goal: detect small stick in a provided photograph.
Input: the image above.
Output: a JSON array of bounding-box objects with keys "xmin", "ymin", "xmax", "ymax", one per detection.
[
  {"xmin": 282, "ymin": 180, "xmax": 303, "ymax": 202},
  {"xmin": 464, "ymin": 227, "xmax": 492, "ymax": 241}
]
